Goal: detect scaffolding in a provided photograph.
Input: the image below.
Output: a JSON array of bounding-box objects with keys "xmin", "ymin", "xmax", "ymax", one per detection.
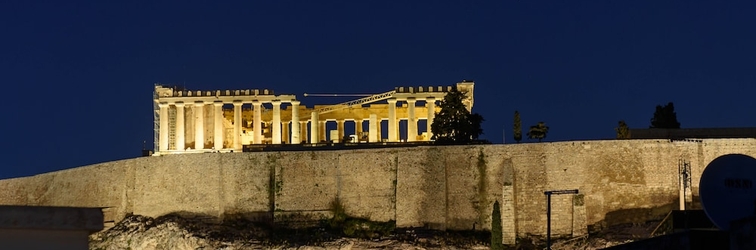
[
  {"xmin": 152, "ymin": 84, "xmax": 160, "ymax": 153},
  {"xmin": 168, "ymin": 108, "xmax": 176, "ymax": 150}
]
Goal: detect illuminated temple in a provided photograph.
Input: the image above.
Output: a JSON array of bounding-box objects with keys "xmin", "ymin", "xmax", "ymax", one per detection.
[{"xmin": 152, "ymin": 81, "xmax": 474, "ymax": 154}]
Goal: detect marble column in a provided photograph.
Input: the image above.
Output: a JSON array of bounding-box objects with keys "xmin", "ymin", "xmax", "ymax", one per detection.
[
  {"xmin": 194, "ymin": 101, "xmax": 205, "ymax": 149},
  {"xmin": 301, "ymin": 121, "xmax": 308, "ymax": 143},
  {"xmin": 319, "ymin": 121, "xmax": 326, "ymax": 142},
  {"xmin": 283, "ymin": 121, "xmax": 290, "ymax": 144},
  {"xmin": 175, "ymin": 102, "xmax": 185, "ymax": 150},
  {"xmin": 291, "ymin": 100, "xmax": 300, "ymax": 144},
  {"xmin": 158, "ymin": 102, "xmax": 169, "ymax": 151},
  {"xmin": 233, "ymin": 101, "xmax": 242, "ymax": 151},
  {"xmin": 426, "ymin": 97, "xmax": 435, "ymax": 141},
  {"xmin": 271, "ymin": 100, "xmax": 282, "ymax": 144},
  {"xmin": 355, "ymin": 119, "xmax": 363, "ymax": 141},
  {"xmin": 213, "ymin": 101, "xmax": 223, "ymax": 149},
  {"xmin": 265, "ymin": 121, "xmax": 272, "ymax": 143},
  {"xmin": 377, "ymin": 120, "xmax": 383, "ymax": 141},
  {"xmin": 252, "ymin": 101, "xmax": 262, "ymax": 144},
  {"xmin": 310, "ymin": 111, "xmax": 319, "ymax": 143},
  {"xmin": 337, "ymin": 120, "xmax": 345, "ymax": 142},
  {"xmin": 368, "ymin": 114, "xmax": 378, "ymax": 142},
  {"xmin": 387, "ymin": 98, "xmax": 398, "ymax": 142},
  {"xmin": 407, "ymin": 98, "xmax": 417, "ymax": 142}
]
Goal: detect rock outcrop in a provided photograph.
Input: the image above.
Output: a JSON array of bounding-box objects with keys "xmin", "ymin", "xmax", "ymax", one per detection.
[{"xmin": 89, "ymin": 214, "xmax": 491, "ymax": 250}]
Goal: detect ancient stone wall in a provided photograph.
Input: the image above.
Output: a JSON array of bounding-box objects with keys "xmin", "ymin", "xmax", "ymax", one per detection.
[{"xmin": 1, "ymin": 139, "xmax": 755, "ymax": 243}]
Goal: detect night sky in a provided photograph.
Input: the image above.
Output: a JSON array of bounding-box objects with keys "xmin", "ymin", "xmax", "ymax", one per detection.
[{"xmin": 2, "ymin": 1, "xmax": 755, "ymax": 179}]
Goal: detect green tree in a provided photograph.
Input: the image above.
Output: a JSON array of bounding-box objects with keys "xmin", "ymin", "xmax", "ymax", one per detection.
[
  {"xmin": 513, "ymin": 111, "xmax": 522, "ymax": 143},
  {"xmin": 431, "ymin": 88, "xmax": 484, "ymax": 144},
  {"xmin": 527, "ymin": 122, "xmax": 549, "ymax": 142},
  {"xmin": 615, "ymin": 120, "xmax": 631, "ymax": 139},
  {"xmin": 650, "ymin": 102, "xmax": 681, "ymax": 128},
  {"xmin": 491, "ymin": 200, "xmax": 503, "ymax": 250}
]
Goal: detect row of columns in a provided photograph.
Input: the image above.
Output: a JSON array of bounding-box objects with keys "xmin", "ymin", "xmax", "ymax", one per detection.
[
  {"xmin": 158, "ymin": 100, "xmax": 301, "ymax": 152},
  {"xmin": 388, "ymin": 97, "xmax": 436, "ymax": 142},
  {"xmin": 304, "ymin": 116, "xmax": 435, "ymax": 143},
  {"xmin": 307, "ymin": 97, "xmax": 436, "ymax": 143},
  {"xmin": 158, "ymin": 96, "xmax": 437, "ymax": 152}
]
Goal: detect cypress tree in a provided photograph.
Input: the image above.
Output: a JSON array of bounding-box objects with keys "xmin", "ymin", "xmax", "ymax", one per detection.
[
  {"xmin": 513, "ymin": 111, "xmax": 522, "ymax": 143},
  {"xmin": 491, "ymin": 200, "xmax": 503, "ymax": 250},
  {"xmin": 615, "ymin": 120, "xmax": 631, "ymax": 139}
]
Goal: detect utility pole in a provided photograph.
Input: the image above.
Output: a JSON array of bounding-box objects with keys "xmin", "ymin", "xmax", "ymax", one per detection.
[
  {"xmin": 544, "ymin": 189, "xmax": 579, "ymax": 250},
  {"xmin": 502, "ymin": 125, "xmax": 506, "ymax": 144}
]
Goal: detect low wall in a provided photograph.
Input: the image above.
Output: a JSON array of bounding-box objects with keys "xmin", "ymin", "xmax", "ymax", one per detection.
[{"xmin": 1, "ymin": 139, "xmax": 754, "ymax": 243}]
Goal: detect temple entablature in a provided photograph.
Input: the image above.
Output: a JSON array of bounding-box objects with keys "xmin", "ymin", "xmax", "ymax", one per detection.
[
  {"xmin": 168, "ymin": 88, "xmax": 276, "ymax": 97},
  {"xmin": 157, "ymin": 95, "xmax": 298, "ymax": 105},
  {"xmin": 155, "ymin": 86, "xmax": 296, "ymax": 105},
  {"xmin": 392, "ymin": 80, "xmax": 474, "ymax": 111}
]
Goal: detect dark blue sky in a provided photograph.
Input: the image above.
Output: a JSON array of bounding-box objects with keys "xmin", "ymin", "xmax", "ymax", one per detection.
[{"xmin": 2, "ymin": 1, "xmax": 755, "ymax": 179}]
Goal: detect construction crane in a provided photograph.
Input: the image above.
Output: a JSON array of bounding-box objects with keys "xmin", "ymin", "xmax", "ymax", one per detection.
[
  {"xmin": 303, "ymin": 93, "xmax": 373, "ymax": 97},
  {"xmin": 304, "ymin": 90, "xmax": 396, "ymax": 114}
]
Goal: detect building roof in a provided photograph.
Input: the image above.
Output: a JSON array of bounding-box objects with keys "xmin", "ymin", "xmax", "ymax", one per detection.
[{"xmin": 629, "ymin": 127, "xmax": 756, "ymax": 139}]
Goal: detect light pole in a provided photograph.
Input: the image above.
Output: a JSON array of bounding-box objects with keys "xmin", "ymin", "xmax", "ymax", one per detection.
[
  {"xmin": 502, "ymin": 125, "xmax": 506, "ymax": 144},
  {"xmin": 544, "ymin": 189, "xmax": 579, "ymax": 250}
]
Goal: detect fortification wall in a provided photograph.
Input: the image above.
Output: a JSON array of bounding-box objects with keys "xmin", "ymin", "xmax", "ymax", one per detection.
[
  {"xmin": 271, "ymin": 149, "xmax": 398, "ymax": 224},
  {"xmin": 1, "ymin": 139, "xmax": 755, "ymax": 241}
]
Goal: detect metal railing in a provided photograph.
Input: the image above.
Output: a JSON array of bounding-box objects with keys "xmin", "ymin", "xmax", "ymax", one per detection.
[{"xmin": 650, "ymin": 210, "xmax": 674, "ymax": 237}]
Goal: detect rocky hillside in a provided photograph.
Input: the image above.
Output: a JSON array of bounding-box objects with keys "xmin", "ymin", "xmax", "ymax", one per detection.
[
  {"xmin": 89, "ymin": 214, "xmax": 491, "ymax": 250},
  {"xmin": 89, "ymin": 214, "xmax": 646, "ymax": 249}
]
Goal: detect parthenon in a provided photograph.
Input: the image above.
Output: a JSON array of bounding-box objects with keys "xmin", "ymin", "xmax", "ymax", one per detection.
[{"xmin": 152, "ymin": 80, "xmax": 474, "ymax": 154}]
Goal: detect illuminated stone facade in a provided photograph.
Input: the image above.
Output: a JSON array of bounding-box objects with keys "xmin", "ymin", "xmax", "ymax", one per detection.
[
  {"xmin": 152, "ymin": 81, "xmax": 474, "ymax": 154},
  {"xmin": 4, "ymin": 139, "xmax": 754, "ymax": 243}
]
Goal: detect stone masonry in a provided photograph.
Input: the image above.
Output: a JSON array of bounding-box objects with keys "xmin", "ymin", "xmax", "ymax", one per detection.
[{"xmin": 0, "ymin": 139, "xmax": 754, "ymax": 244}]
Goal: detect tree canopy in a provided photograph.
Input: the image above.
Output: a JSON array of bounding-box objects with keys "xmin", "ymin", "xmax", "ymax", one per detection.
[
  {"xmin": 431, "ymin": 88, "xmax": 484, "ymax": 144},
  {"xmin": 650, "ymin": 102, "xmax": 681, "ymax": 128},
  {"xmin": 526, "ymin": 122, "xmax": 549, "ymax": 142},
  {"xmin": 615, "ymin": 120, "xmax": 630, "ymax": 139},
  {"xmin": 513, "ymin": 111, "xmax": 522, "ymax": 143}
]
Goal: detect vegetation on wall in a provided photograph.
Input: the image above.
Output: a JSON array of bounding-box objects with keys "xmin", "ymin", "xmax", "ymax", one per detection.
[
  {"xmin": 431, "ymin": 88, "xmax": 485, "ymax": 144},
  {"xmin": 475, "ymin": 150, "xmax": 488, "ymax": 224},
  {"xmin": 615, "ymin": 120, "xmax": 631, "ymax": 139},
  {"xmin": 491, "ymin": 200, "xmax": 503, "ymax": 250},
  {"xmin": 266, "ymin": 154, "xmax": 279, "ymax": 213},
  {"xmin": 513, "ymin": 111, "xmax": 522, "ymax": 143},
  {"xmin": 266, "ymin": 154, "xmax": 283, "ymax": 196},
  {"xmin": 573, "ymin": 194, "xmax": 585, "ymax": 206},
  {"xmin": 329, "ymin": 197, "xmax": 347, "ymax": 227},
  {"xmin": 328, "ymin": 197, "xmax": 395, "ymax": 238},
  {"xmin": 527, "ymin": 122, "xmax": 549, "ymax": 142},
  {"xmin": 392, "ymin": 156, "xmax": 399, "ymax": 206},
  {"xmin": 650, "ymin": 102, "xmax": 681, "ymax": 128}
]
